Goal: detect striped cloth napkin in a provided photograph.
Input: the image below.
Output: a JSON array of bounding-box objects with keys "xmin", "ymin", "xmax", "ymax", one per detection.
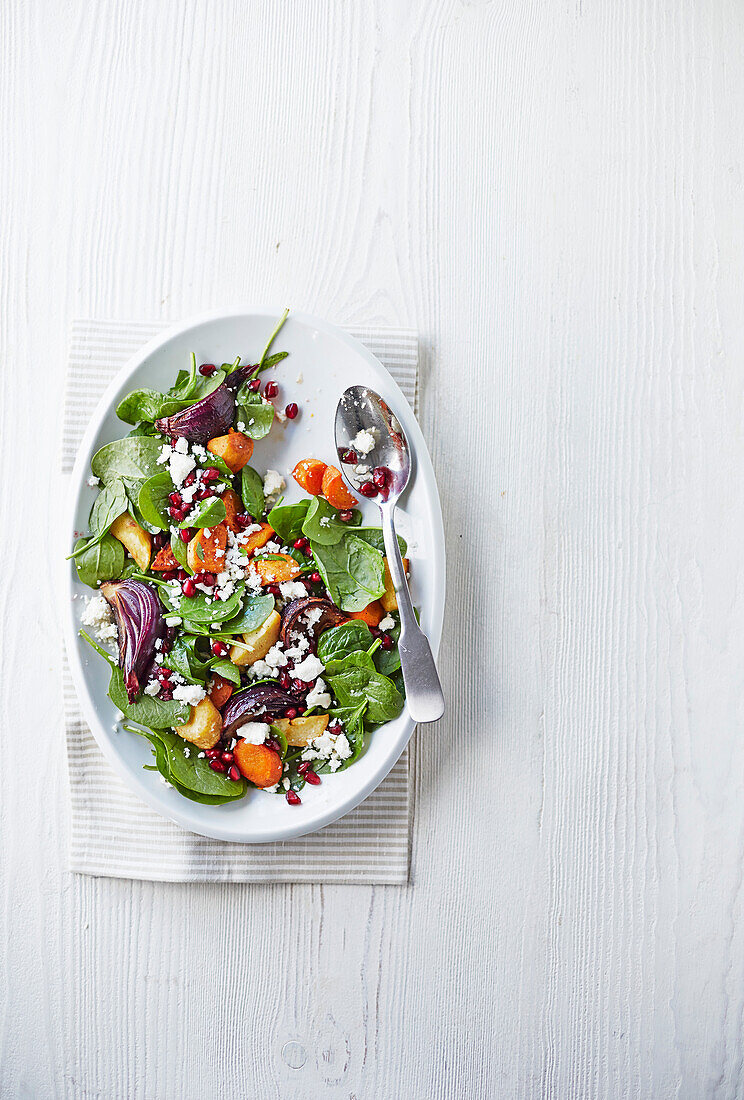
[{"xmin": 62, "ymin": 319, "xmax": 418, "ymax": 883}]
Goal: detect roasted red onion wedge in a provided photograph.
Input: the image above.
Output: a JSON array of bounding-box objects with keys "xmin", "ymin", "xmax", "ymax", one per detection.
[
  {"xmin": 279, "ymin": 597, "xmax": 347, "ymax": 648},
  {"xmin": 155, "ymin": 383, "xmax": 236, "ymax": 443},
  {"xmin": 100, "ymin": 579, "xmax": 166, "ymax": 702},
  {"xmin": 222, "ymin": 683, "xmax": 299, "ymax": 740}
]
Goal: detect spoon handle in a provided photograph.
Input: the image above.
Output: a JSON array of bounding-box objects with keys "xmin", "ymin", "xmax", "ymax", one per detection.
[{"xmin": 381, "ymin": 508, "xmax": 445, "ymax": 724}]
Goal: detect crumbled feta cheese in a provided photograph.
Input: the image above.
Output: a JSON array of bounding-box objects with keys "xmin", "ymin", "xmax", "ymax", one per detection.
[
  {"xmin": 173, "ymin": 684, "xmax": 207, "ymax": 707},
  {"xmin": 143, "ymin": 680, "xmax": 161, "ymax": 697},
  {"xmin": 305, "ymin": 607, "xmax": 323, "ymax": 628},
  {"xmin": 291, "ymin": 654, "xmax": 324, "ymax": 681},
  {"xmin": 305, "ymin": 678, "xmax": 331, "ymax": 709},
  {"xmin": 264, "ymin": 540, "xmax": 281, "ymax": 554},
  {"xmin": 169, "ymin": 451, "xmax": 196, "ymax": 487},
  {"xmin": 183, "ymin": 746, "xmax": 191, "ymax": 758},
  {"xmin": 334, "ymin": 733, "xmax": 352, "ymax": 760},
  {"xmin": 275, "ymin": 407, "xmax": 287, "ymax": 424},
  {"xmin": 263, "ymin": 784, "xmax": 279, "ymax": 794},
  {"xmin": 285, "ymin": 637, "xmax": 310, "ymax": 661},
  {"xmin": 263, "ymin": 469, "xmax": 285, "ymax": 500},
  {"xmin": 174, "ymin": 436, "xmax": 189, "ymax": 454},
  {"xmin": 192, "ymin": 444, "xmax": 208, "ymax": 461},
  {"xmin": 279, "ymin": 580, "xmax": 307, "ymax": 600},
  {"xmin": 249, "ymin": 659, "xmax": 276, "ymax": 679},
  {"xmin": 165, "ymin": 615, "xmax": 182, "ymax": 627},
  {"xmin": 295, "ymin": 372, "xmax": 304, "ymax": 384},
  {"xmin": 263, "ymin": 643, "xmax": 288, "ymax": 669},
  {"xmin": 198, "ymin": 751, "xmax": 206, "ymax": 759},
  {"xmin": 282, "ymin": 777, "xmax": 290, "ymax": 790},
  {"xmin": 87, "ymin": 475, "xmax": 101, "ymax": 487},
  {"xmin": 378, "ymin": 614, "xmax": 395, "ymax": 632},
  {"xmin": 355, "ymin": 464, "xmax": 371, "ymax": 477},
  {"xmin": 353, "ymin": 427, "xmax": 378, "ymax": 455},
  {"xmin": 80, "ymin": 595, "xmax": 118, "ymax": 646},
  {"xmin": 236, "ymin": 721, "xmax": 270, "ymax": 744}
]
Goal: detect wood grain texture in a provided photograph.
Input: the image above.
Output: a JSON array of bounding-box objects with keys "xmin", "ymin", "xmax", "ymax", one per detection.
[{"xmin": 2, "ymin": 0, "xmax": 744, "ymax": 1096}]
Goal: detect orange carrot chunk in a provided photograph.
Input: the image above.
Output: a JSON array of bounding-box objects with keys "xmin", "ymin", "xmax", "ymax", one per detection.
[
  {"xmin": 242, "ymin": 523, "xmax": 275, "ymax": 555},
  {"xmin": 321, "ymin": 464, "xmax": 357, "ymax": 509},
  {"xmin": 187, "ymin": 524, "xmax": 228, "ymax": 573},
  {"xmin": 292, "ymin": 458, "xmax": 327, "ymax": 495},
  {"xmin": 207, "ymin": 674, "xmax": 234, "ymax": 710},
  {"xmin": 347, "ymin": 600, "xmax": 385, "ymax": 627},
  {"xmin": 151, "ymin": 545, "xmax": 179, "ymax": 571},
  {"xmin": 207, "ymin": 430, "xmax": 254, "ymax": 473},
  {"xmin": 234, "ymin": 741, "xmax": 283, "ymax": 788},
  {"xmin": 252, "ymin": 554, "xmax": 301, "ymax": 585},
  {"xmin": 220, "ymin": 488, "xmax": 244, "ymax": 533}
]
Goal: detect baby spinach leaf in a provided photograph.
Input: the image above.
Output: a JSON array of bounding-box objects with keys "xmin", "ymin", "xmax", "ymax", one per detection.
[
  {"xmin": 80, "ymin": 631, "xmax": 190, "ymax": 726},
  {"xmin": 240, "ymin": 465, "xmax": 265, "ymax": 518},
  {"xmin": 208, "ymin": 657, "xmax": 241, "ymax": 685},
  {"xmin": 318, "ymin": 702, "xmax": 367, "ymax": 773},
  {"xmin": 74, "ymin": 534, "xmax": 125, "ymax": 588},
  {"xmin": 89, "ymin": 478, "xmax": 128, "ymax": 537},
  {"xmin": 324, "ymin": 651, "xmax": 404, "ymax": 725},
  {"xmin": 302, "ymin": 497, "xmax": 362, "ymax": 546},
  {"xmin": 257, "ymin": 309, "xmax": 289, "ymax": 371},
  {"xmin": 138, "ymin": 472, "xmax": 173, "ymax": 530},
  {"xmin": 134, "ymin": 726, "xmax": 245, "ymax": 802},
  {"xmin": 310, "ymin": 534, "xmax": 386, "ymax": 612},
  {"xmin": 180, "ymin": 496, "xmax": 226, "ymax": 529},
  {"xmin": 116, "ymin": 388, "xmax": 191, "ymax": 425},
  {"xmin": 268, "ymin": 499, "xmax": 310, "ymax": 543},
  {"xmin": 160, "ymin": 584, "xmax": 246, "ymax": 629},
  {"xmin": 237, "ymin": 397, "xmax": 274, "ymax": 440},
  {"xmin": 211, "ymin": 594, "xmax": 275, "ymax": 637},
  {"xmin": 317, "ymin": 621, "xmax": 374, "ymax": 664},
  {"xmin": 374, "ymin": 615, "xmax": 401, "ymax": 676},
  {"xmin": 168, "ymin": 635, "xmax": 211, "ymax": 684},
  {"xmin": 168, "ymin": 531, "xmax": 192, "ymax": 575},
  {"xmin": 351, "ymin": 527, "xmax": 407, "ymax": 556},
  {"xmin": 91, "ymin": 436, "xmax": 165, "ymax": 483}
]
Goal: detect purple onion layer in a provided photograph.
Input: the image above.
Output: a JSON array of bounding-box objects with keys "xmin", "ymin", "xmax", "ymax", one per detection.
[{"xmin": 100, "ymin": 579, "xmax": 166, "ymax": 702}]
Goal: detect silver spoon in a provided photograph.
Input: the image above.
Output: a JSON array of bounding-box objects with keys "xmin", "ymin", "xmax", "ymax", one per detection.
[{"xmin": 334, "ymin": 386, "xmax": 445, "ymax": 723}]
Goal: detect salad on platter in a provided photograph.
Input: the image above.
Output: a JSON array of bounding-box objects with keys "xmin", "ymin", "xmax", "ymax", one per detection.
[{"xmin": 71, "ymin": 311, "xmax": 410, "ymax": 808}]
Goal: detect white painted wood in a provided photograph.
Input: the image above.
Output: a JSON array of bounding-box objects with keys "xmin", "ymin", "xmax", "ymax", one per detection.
[{"xmin": 2, "ymin": 0, "xmax": 744, "ymax": 1095}]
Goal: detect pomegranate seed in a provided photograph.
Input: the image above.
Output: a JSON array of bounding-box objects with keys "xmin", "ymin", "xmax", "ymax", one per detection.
[
  {"xmin": 199, "ymin": 363, "xmax": 216, "ymax": 376},
  {"xmin": 341, "ymin": 449, "xmax": 357, "ymax": 464},
  {"xmin": 247, "ymin": 377, "xmax": 261, "ymax": 392},
  {"xmin": 227, "ymin": 765, "xmax": 241, "ymax": 782},
  {"xmin": 293, "ymin": 537, "xmax": 310, "ymax": 552},
  {"xmin": 265, "ymin": 738, "xmax": 281, "ymax": 754},
  {"xmin": 162, "ymin": 569, "xmax": 176, "ymax": 581},
  {"xmin": 198, "ymin": 571, "xmax": 216, "ymax": 587},
  {"xmin": 285, "ymin": 402, "xmax": 299, "ymax": 420},
  {"xmin": 177, "ymin": 570, "xmax": 188, "ymax": 581},
  {"xmin": 292, "ymin": 679, "xmax": 309, "ymax": 694},
  {"xmin": 196, "ymin": 487, "xmax": 212, "ymax": 501},
  {"xmin": 370, "ymin": 627, "xmax": 381, "ymax": 639},
  {"xmin": 235, "ymin": 512, "xmax": 253, "ymax": 528},
  {"xmin": 338, "ymin": 510, "xmax": 354, "ymax": 522},
  {"xmin": 160, "ymin": 688, "xmax": 173, "ymax": 700},
  {"xmin": 152, "ymin": 532, "xmax": 166, "ymax": 549},
  {"xmin": 305, "ymin": 770, "xmax": 321, "ymax": 785},
  {"xmin": 157, "ymin": 666, "xmax": 172, "ymax": 681},
  {"xmin": 178, "ymin": 529, "xmax": 191, "ymax": 542},
  {"xmin": 360, "ymin": 481, "xmax": 377, "ymax": 497},
  {"xmin": 286, "ymin": 789, "xmax": 301, "ymax": 805},
  {"xmin": 220, "ymin": 751, "xmax": 234, "ymax": 764},
  {"xmin": 372, "ymin": 466, "xmax": 390, "ymax": 491},
  {"xmin": 284, "ymin": 706, "xmax": 298, "ymax": 719},
  {"xmin": 203, "ymin": 467, "xmax": 220, "ymax": 482},
  {"xmin": 267, "ymin": 584, "xmax": 281, "ymax": 597},
  {"xmin": 309, "ymin": 571, "xmax": 322, "ymax": 584},
  {"xmin": 264, "ymin": 380, "xmax": 279, "ymax": 398},
  {"xmin": 209, "ymin": 759, "xmax": 227, "ymax": 773},
  {"xmin": 205, "ymin": 748, "xmax": 220, "ymax": 759},
  {"xmin": 279, "ymin": 672, "xmax": 292, "ymax": 690},
  {"xmin": 182, "ymin": 578, "xmax": 197, "ymax": 597},
  {"xmin": 302, "ymin": 576, "xmax": 314, "ymax": 590},
  {"xmin": 170, "ymin": 435, "xmax": 179, "ymax": 445},
  {"xmin": 381, "ymin": 634, "xmax": 394, "ymax": 650},
  {"xmin": 169, "ymin": 491, "xmax": 182, "ymax": 507},
  {"xmin": 184, "ymin": 472, "xmax": 196, "ymax": 487},
  {"xmin": 297, "ymin": 761, "xmax": 311, "ymax": 775},
  {"xmin": 211, "ymin": 640, "xmax": 228, "ymax": 657}
]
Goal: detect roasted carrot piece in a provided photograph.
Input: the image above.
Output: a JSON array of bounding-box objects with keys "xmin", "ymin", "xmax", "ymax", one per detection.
[
  {"xmin": 207, "ymin": 430, "xmax": 254, "ymax": 473},
  {"xmin": 252, "ymin": 554, "xmax": 301, "ymax": 584},
  {"xmin": 292, "ymin": 458, "xmax": 327, "ymax": 495},
  {"xmin": 221, "ymin": 488, "xmax": 244, "ymax": 532},
  {"xmin": 321, "ymin": 464, "xmax": 357, "ymax": 509},
  {"xmin": 151, "ymin": 544, "xmax": 179, "ymax": 571},
  {"xmin": 187, "ymin": 523, "xmax": 228, "ymax": 572},
  {"xmin": 234, "ymin": 741, "xmax": 283, "ymax": 788},
  {"xmin": 347, "ymin": 599, "xmax": 385, "ymax": 627},
  {"xmin": 242, "ymin": 523, "xmax": 275, "ymax": 555},
  {"xmin": 207, "ymin": 674, "xmax": 234, "ymax": 710}
]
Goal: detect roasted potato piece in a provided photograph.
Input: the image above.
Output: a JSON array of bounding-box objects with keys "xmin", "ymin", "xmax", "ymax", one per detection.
[
  {"xmin": 273, "ymin": 713, "xmax": 330, "ymax": 747},
  {"xmin": 380, "ymin": 557, "xmax": 410, "ymax": 613},
  {"xmin": 175, "ymin": 696, "xmax": 222, "ymax": 751},
  {"xmin": 229, "ymin": 610, "xmax": 281, "ymax": 666},
  {"xmin": 207, "ymin": 430, "xmax": 254, "ymax": 473},
  {"xmin": 110, "ymin": 511, "xmax": 151, "ymax": 571}
]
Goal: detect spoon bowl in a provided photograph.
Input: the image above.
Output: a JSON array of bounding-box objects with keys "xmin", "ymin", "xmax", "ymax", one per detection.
[{"xmin": 335, "ymin": 386, "xmax": 412, "ymax": 499}]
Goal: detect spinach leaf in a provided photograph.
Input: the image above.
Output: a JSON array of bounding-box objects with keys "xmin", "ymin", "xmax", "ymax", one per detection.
[
  {"xmin": 391, "ymin": 667, "xmax": 405, "ymax": 699},
  {"xmin": 324, "ymin": 650, "xmax": 404, "ymax": 725},
  {"xmin": 237, "ymin": 397, "xmax": 274, "ymax": 440},
  {"xmin": 180, "ymin": 496, "xmax": 226, "ymax": 529},
  {"xmin": 116, "ymin": 389, "xmax": 191, "ymax": 425},
  {"xmin": 211, "ymin": 594, "xmax": 275, "ymax": 637},
  {"xmin": 268, "ymin": 499, "xmax": 310, "ymax": 543},
  {"xmin": 91, "ymin": 436, "xmax": 165, "ymax": 483},
  {"xmin": 170, "ymin": 531, "xmax": 193, "ymax": 574},
  {"xmin": 135, "ymin": 727, "xmax": 246, "ymax": 802},
  {"xmin": 89, "ymin": 478, "xmax": 128, "ymax": 537},
  {"xmin": 310, "ymin": 533, "xmax": 386, "ymax": 612},
  {"xmin": 240, "ymin": 465, "xmax": 265, "ymax": 518},
  {"xmin": 127, "ymin": 422, "xmax": 159, "ymax": 438},
  {"xmin": 159, "ymin": 583, "xmax": 245, "ymax": 628},
  {"xmin": 374, "ymin": 615, "xmax": 401, "ymax": 676},
  {"xmin": 137, "ymin": 472, "xmax": 173, "ymax": 530},
  {"xmin": 73, "ymin": 534, "xmax": 125, "ymax": 588},
  {"xmin": 302, "ymin": 497, "xmax": 362, "ymax": 545},
  {"xmin": 168, "ymin": 635, "xmax": 212, "ymax": 684},
  {"xmin": 318, "ymin": 702, "xmax": 367, "ymax": 773},
  {"xmin": 351, "ymin": 527, "xmax": 407, "ymax": 556},
  {"xmin": 208, "ymin": 657, "xmax": 241, "ymax": 686},
  {"xmin": 317, "ymin": 621, "xmax": 374, "ymax": 664},
  {"xmin": 80, "ymin": 631, "xmax": 190, "ymax": 727}
]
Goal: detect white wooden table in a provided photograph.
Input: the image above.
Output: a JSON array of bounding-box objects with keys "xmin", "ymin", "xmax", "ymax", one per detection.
[{"xmin": 3, "ymin": 2, "xmax": 743, "ymax": 1096}]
